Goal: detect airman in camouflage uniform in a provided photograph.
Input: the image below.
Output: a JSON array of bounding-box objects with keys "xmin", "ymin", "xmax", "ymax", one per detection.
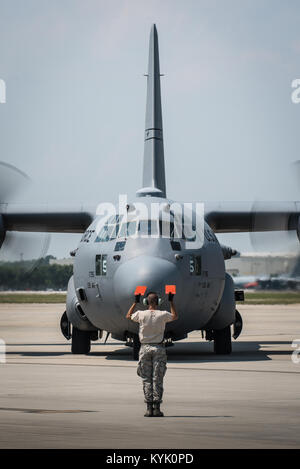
[
  {"xmin": 126, "ymin": 291, "xmax": 178, "ymax": 417},
  {"xmin": 137, "ymin": 343, "xmax": 167, "ymax": 404}
]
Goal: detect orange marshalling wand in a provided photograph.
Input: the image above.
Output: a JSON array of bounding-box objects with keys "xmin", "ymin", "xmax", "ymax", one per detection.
[
  {"xmin": 165, "ymin": 285, "xmax": 176, "ymax": 295},
  {"xmin": 134, "ymin": 286, "xmax": 147, "ymax": 296}
]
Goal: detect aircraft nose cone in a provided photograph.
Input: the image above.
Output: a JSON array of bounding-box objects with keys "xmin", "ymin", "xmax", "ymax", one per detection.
[{"xmin": 113, "ymin": 255, "xmax": 180, "ymax": 308}]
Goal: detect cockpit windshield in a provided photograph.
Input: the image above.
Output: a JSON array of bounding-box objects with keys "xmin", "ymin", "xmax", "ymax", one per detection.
[
  {"xmin": 95, "ymin": 215, "xmax": 123, "ymax": 242},
  {"xmin": 118, "ymin": 220, "xmax": 138, "ymax": 238},
  {"xmin": 95, "ymin": 213, "xmax": 196, "ymax": 242}
]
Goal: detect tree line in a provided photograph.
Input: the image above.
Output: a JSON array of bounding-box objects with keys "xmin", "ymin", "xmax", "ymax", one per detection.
[{"xmin": 0, "ymin": 256, "xmax": 73, "ymax": 290}]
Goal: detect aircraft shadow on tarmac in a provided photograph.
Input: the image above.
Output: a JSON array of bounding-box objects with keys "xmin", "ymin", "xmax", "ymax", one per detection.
[
  {"xmin": 164, "ymin": 415, "xmax": 233, "ymax": 419},
  {"xmin": 101, "ymin": 340, "xmax": 291, "ymax": 363},
  {"xmin": 5, "ymin": 340, "xmax": 291, "ymax": 363}
]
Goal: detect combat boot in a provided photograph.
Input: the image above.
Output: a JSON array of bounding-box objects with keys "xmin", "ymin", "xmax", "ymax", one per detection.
[
  {"xmin": 153, "ymin": 402, "xmax": 164, "ymax": 417},
  {"xmin": 144, "ymin": 402, "xmax": 153, "ymax": 417}
]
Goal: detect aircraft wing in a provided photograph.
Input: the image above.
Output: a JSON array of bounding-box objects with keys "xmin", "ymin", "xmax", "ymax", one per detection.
[
  {"xmin": 2, "ymin": 201, "xmax": 300, "ymax": 237},
  {"xmin": 0, "ymin": 204, "xmax": 96, "ymax": 234},
  {"xmin": 204, "ymin": 201, "xmax": 300, "ymax": 237}
]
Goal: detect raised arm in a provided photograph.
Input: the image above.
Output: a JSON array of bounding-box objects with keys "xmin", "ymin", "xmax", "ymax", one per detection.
[
  {"xmin": 169, "ymin": 300, "xmax": 178, "ymax": 322},
  {"xmin": 126, "ymin": 302, "xmax": 138, "ymax": 320}
]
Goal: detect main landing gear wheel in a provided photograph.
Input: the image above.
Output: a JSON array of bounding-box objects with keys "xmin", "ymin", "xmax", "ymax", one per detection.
[
  {"xmin": 133, "ymin": 335, "xmax": 141, "ymax": 361},
  {"xmin": 71, "ymin": 327, "xmax": 91, "ymax": 354},
  {"xmin": 214, "ymin": 325, "xmax": 232, "ymax": 355}
]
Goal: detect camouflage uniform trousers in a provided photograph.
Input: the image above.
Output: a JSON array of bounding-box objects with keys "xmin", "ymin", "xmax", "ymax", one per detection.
[{"xmin": 137, "ymin": 343, "xmax": 167, "ymax": 404}]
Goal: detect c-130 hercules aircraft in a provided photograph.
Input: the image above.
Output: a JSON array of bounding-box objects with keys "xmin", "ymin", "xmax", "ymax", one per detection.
[{"xmin": 1, "ymin": 25, "xmax": 300, "ymax": 359}]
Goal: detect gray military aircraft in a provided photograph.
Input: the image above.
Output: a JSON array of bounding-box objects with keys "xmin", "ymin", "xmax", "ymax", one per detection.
[{"xmin": 1, "ymin": 25, "xmax": 300, "ymax": 359}]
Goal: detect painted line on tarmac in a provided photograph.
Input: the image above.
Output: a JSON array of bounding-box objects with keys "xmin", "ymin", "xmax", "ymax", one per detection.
[{"xmin": 3, "ymin": 360, "xmax": 300, "ymax": 375}]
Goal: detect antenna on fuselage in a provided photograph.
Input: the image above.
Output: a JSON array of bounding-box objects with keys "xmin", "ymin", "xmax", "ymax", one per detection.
[{"xmin": 136, "ymin": 24, "xmax": 166, "ymax": 199}]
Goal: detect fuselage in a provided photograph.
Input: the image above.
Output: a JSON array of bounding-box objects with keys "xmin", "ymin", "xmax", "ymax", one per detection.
[{"xmin": 73, "ymin": 197, "xmax": 226, "ymax": 342}]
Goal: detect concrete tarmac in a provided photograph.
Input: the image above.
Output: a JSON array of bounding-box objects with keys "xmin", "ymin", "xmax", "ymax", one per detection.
[{"xmin": 0, "ymin": 303, "xmax": 299, "ymax": 449}]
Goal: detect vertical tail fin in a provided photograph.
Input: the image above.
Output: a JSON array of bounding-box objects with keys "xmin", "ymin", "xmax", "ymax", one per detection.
[{"xmin": 137, "ymin": 24, "xmax": 166, "ymax": 198}]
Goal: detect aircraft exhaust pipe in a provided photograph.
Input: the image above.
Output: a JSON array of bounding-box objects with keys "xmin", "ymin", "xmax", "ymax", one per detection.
[{"xmin": 66, "ymin": 276, "xmax": 98, "ymax": 332}]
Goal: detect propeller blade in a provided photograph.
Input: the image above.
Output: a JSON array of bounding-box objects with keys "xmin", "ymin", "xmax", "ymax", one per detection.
[
  {"xmin": 0, "ymin": 161, "xmax": 31, "ymax": 202},
  {"xmin": 0, "ymin": 161, "xmax": 51, "ymax": 273},
  {"xmin": 249, "ymin": 200, "xmax": 298, "ymax": 252},
  {"xmin": 0, "ymin": 231, "xmax": 51, "ymax": 273}
]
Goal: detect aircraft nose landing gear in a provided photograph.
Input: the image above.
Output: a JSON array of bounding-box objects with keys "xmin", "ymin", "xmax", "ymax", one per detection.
[
  {"xmin": 71, "ymin": 327, "xmax": 91, "ymax": 354},
  {"xmin": 213, "ymin": 326, "xmax": 232, "ymax": 355},
  {"xmin": 208, "ymin": 309, "xmax": 243, "ymax": 354},
  {"xmin": 125, "ymin": 333, "xmax": 141, "ymax": 360}
]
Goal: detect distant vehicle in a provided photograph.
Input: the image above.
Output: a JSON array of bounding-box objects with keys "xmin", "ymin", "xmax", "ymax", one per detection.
[
  {"xmin": 258, "ymin": 275, "xmax": 300, "ymax": 291},
  {"xmin": 233, "ymin": 276, "xmax": 258, "ymax": 289},
  {"xmin": 233, "ymin": 267, "xmax": 300, "ymax": 291}
]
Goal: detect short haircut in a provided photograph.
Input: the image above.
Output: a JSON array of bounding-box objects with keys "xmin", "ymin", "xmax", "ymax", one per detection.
[{"xmin": 147, "ymin": 292, "xmax": 158, "ymax": 306}]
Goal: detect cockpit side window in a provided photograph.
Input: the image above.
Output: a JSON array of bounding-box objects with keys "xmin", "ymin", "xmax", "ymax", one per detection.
[
  {"xmin": 189, "ymin": 255, "xmax": 201, "ymax": 275},
  {"xmin": 95, "ymin": 214, "xmax": 123, "ymax": 242},
  {"xmin": 95, "ymin": 254, "xmax": 107, "ymax": 276}
]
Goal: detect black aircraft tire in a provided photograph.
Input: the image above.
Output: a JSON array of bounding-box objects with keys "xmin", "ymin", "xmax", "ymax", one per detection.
[
  {"xmin": 214, "ymin": 326, "xmax": 232, "ymax": 355},
  {"xmin": 71, "ymin": 327, "xmax": 91, "ymax": 354},
  {"xmin": 133, "ymin": 335, "xmax": 141, "ymax": 361}
]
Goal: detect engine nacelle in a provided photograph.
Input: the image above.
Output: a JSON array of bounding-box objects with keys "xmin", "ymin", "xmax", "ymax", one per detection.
[
  {"xmin": 66, "ymin": 275, "xmax": 98, "ymax": 332},
  {"xmin": 205, "ymin": 273, "xmax": 235, "ymax": 330}
]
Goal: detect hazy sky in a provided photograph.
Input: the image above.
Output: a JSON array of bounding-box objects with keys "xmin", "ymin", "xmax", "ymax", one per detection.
[{"xmin": 0, "ymin": 0, "xmax": 300, "ymax": 258}]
